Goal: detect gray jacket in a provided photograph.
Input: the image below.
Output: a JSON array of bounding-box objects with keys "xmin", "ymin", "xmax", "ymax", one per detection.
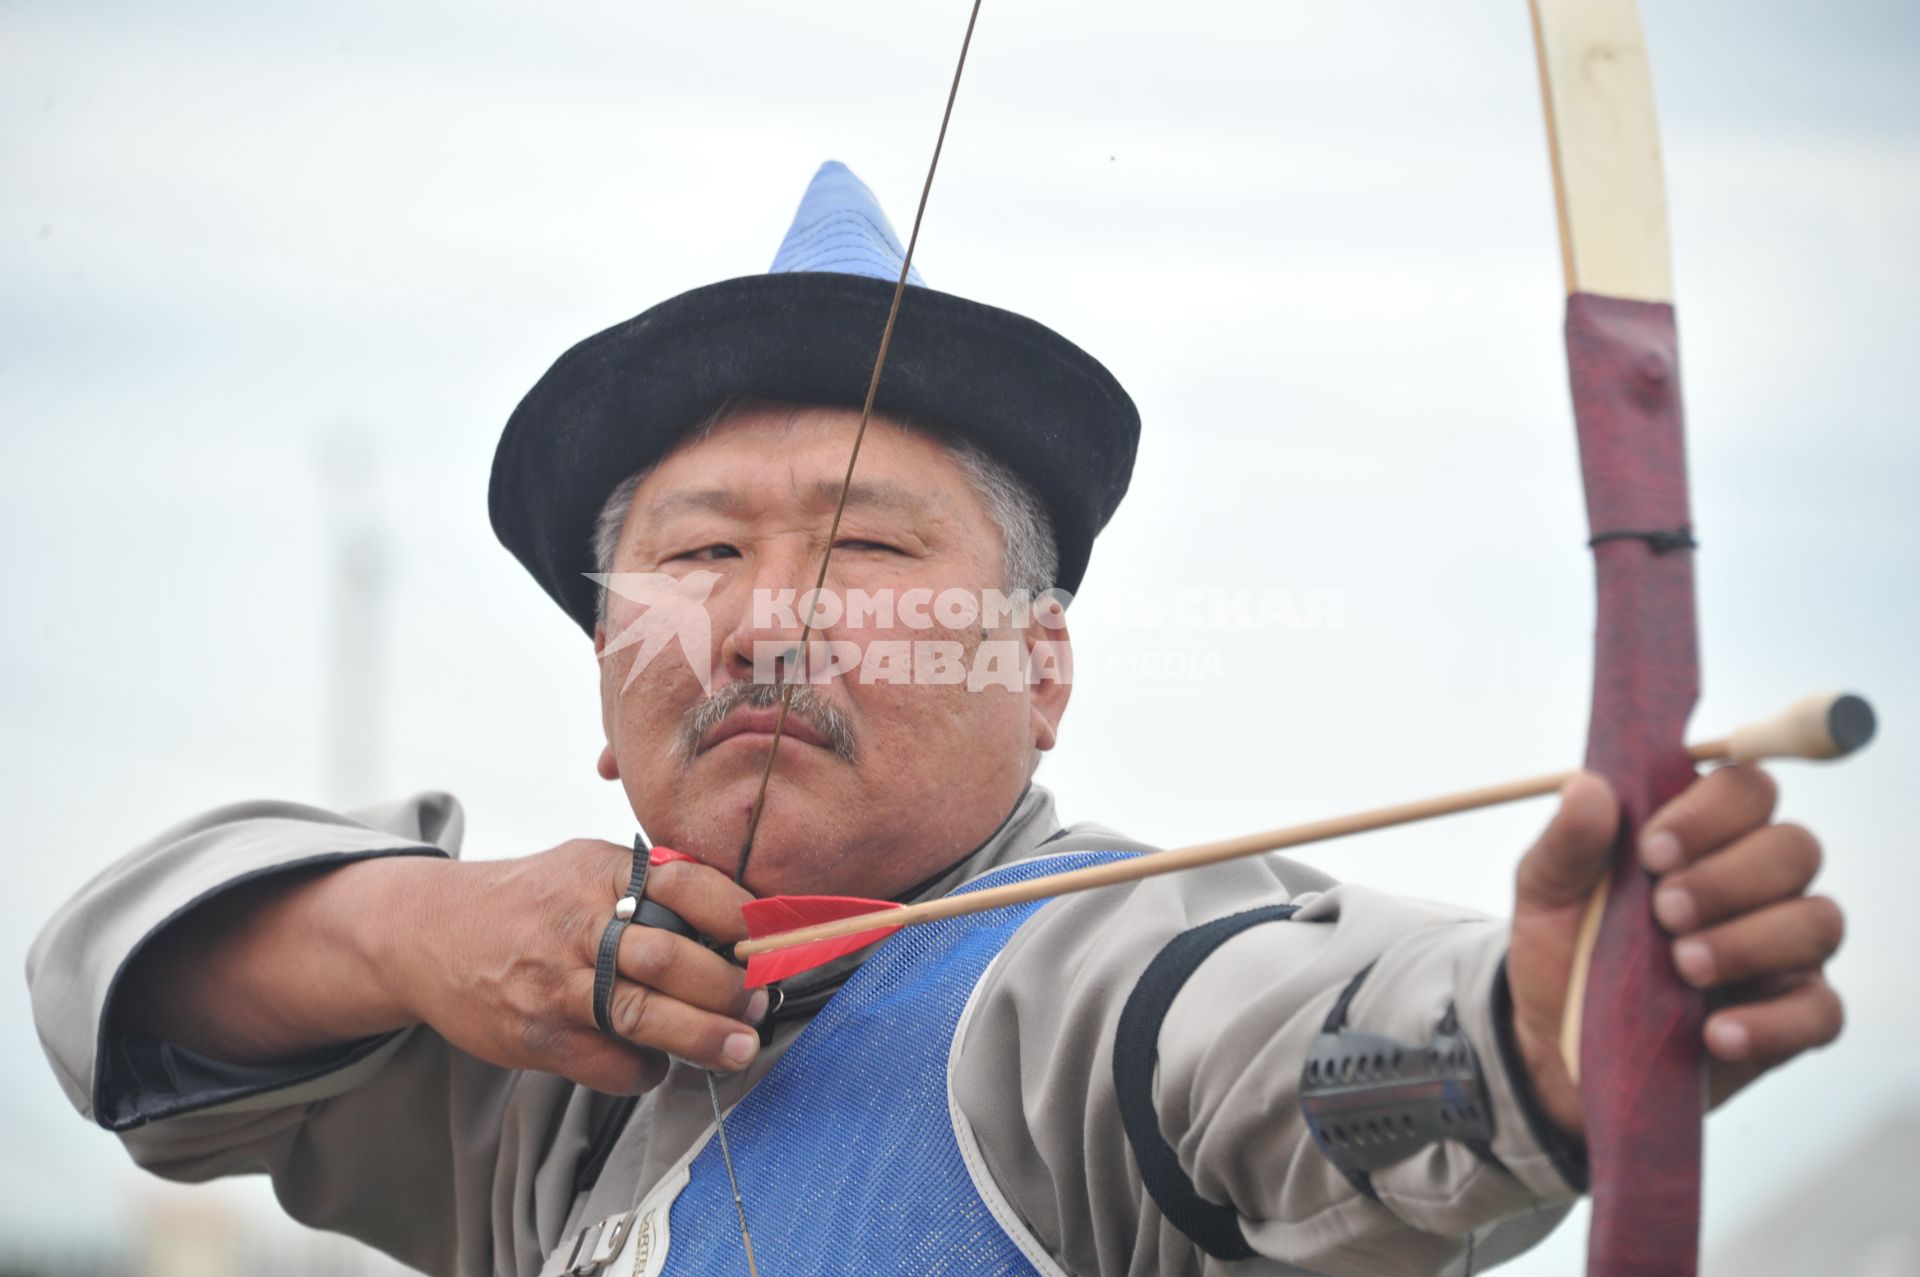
[{"xmin": 27, "ymin": 785, "xmax": 1581, "ymax": 1276}]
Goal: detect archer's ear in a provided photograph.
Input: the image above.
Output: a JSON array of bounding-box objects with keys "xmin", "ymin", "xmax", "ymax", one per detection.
[
  {"xmin": 1026, "ymin": 597, "xmax": 1073, "ymax": 753},
  {"xmin": 594, "ymin": 624, "xmax": 621, "ymax": 780}
]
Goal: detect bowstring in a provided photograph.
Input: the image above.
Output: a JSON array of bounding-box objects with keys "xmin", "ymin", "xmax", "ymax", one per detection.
[
  {"xmin": 733, "ymin": 0, "xmax": 986, "ymax": 891},
  {"xmin": 706, "ymin": 1071, "xmax": 761, "ymax": 1277},
  {"xmin": 708, "ymin": 8, "xmax": 986, "ymax": 1274}
]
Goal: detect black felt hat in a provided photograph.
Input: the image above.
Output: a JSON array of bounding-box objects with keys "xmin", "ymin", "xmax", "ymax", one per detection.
[{"xmin": 489, "ymin": 162, "xmax": 1140, "ymax": 637}]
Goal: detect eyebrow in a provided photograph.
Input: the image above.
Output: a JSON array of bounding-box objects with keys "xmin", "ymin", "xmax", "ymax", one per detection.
[
  {"xmin": 639, "ymin": 478, "xmax": 930, "ymax": 525},
  {"xmin": 639, "ymin": 488, "xmax": 743, "ymax": 521},
  {"xmin": 807, "ymin": 477, "xmax": 927, "ymax": 515}
]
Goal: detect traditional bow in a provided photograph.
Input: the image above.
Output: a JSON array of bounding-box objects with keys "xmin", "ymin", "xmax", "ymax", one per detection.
[{"xmin": 1531, "ymin": 2, "xmax": 1702, "ymax": 1272}]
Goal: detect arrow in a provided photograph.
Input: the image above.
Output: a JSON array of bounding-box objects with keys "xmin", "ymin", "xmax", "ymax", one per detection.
[{"xmin": 735, "ymin": 692, "xmax": 1874, "ymax": 988}]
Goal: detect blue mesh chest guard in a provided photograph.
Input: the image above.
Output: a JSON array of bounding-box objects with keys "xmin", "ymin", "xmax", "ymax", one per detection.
[{"xmin": 661, "ymin": 850, "xmax": 1131, "ymax": 1275}]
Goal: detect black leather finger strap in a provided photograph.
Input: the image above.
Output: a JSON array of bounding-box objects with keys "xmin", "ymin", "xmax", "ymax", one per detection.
[
  {"xmin": 591, "ymin": 917, "xmax": 627, "ymax": 1036},
  {"xmin": 637, "ymin": 899, "xmax": 697, "ymax": 939},
  {"xmin": 623, "ymin": 833, "xmax": 652, "ymax": 900},
  {"xmin": 591, "ymin": 838, "xmax": 655, "ymax": 1037}
]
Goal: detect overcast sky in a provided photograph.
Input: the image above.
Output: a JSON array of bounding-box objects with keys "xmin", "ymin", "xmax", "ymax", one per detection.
[{"xmin": 3, "ymin": 1, "xmax": 1916, "ymax": 1271}]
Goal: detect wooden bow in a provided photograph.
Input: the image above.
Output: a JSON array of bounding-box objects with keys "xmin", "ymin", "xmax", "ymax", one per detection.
[{"xmin": 1529, "ymin": 3, "xmax": 1706, "ymax": 1272}]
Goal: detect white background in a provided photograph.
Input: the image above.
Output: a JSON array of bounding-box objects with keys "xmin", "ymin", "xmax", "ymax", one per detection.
[{"xmin": 2, "ymin": 0, "xmax": 1915, "ymax": 1271}]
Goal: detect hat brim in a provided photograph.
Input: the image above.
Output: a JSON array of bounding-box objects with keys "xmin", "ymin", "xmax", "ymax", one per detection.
[{"xmin": 490, "ymin": 272, "xmax": 1139, "ymax": 636}]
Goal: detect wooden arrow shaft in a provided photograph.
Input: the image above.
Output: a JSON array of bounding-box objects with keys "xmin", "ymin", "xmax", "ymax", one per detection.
[
  {"xmin": 733, "ymin": 692, "xmax": 1873, "ymax": 961},
  {"xmin": 735, "ymin": 758, "xmax": 1587, "ymax": 959}
]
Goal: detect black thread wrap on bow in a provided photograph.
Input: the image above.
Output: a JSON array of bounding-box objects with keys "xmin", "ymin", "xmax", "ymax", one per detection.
[{"xmin": 1586, "ymin": 526, "xmax": 1697, "ymax": 554}]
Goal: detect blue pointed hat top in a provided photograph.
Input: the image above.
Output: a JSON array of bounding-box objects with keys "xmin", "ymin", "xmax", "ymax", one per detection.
[{"xmin": 769, "ymin": 161, "xmax": 926, "ymax": 287}]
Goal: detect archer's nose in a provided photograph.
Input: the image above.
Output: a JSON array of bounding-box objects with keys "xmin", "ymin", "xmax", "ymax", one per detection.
[{"xmin": 716, "ymin": 544, "xmax": 813, "ymax": 683}]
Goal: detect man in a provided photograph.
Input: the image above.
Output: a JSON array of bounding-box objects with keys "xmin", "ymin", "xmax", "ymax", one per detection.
[{"xmin": 27, "ymin": 163, "xmax": 1844, "ymax": 1276}]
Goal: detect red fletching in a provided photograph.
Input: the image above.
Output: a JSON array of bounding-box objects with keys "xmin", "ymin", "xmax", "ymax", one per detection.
[
  {"xmin": 648, "ymin": 846, "xmax": 698, "ymax": 867},
  {"xmin": 741, "ymin": 895, "xmax": 905, "ymax": 988}
]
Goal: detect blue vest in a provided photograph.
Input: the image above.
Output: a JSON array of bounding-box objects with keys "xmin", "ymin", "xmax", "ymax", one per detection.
[{"xmin": 661, "ymin": 850, "xmax": 1130, "ymax": 1275}]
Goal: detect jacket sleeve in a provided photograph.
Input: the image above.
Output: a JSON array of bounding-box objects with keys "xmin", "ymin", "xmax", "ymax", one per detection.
[
  {"xmin": 951, "ymin": 853, "xmax": 1583, "ymax": 1277},
  {"xmin": 23, "ymin": 791, "xmax": 530, "ymax": 1277}
]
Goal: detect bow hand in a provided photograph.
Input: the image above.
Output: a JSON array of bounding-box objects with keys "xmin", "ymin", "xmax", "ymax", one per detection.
[{"xmin": 1506, "ymin": 767, "xmax": 1847, "ymax": 1140}]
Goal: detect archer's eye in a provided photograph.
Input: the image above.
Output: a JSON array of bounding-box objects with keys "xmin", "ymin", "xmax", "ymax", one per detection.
[
  {"xmin": 672, "ymin": 544, "xmax": 742, "ymax": 563},
  {"xmin": 834, "ymin": 539, "xmax": 903, "ymax": 554}
]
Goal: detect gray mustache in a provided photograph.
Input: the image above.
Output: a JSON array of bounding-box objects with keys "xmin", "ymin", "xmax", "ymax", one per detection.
[{"xmin": 676, "ymin": 681, "xmax": 858, "ymax": 763}]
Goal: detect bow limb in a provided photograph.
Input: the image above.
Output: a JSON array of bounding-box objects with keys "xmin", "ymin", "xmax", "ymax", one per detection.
[{"xmin": 1530, "ymin": 3, "xmax": 1703, "ymax": 1274}]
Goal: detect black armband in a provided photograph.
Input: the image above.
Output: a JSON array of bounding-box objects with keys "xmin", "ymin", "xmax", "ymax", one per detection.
[
  {"xmin": 1114, "ymin": 904, "xmax": 1302, "ymax": 1261},
  {"xmin": 1299, "ymin": 963, "xmax": 1496, "ymax": 1200}
]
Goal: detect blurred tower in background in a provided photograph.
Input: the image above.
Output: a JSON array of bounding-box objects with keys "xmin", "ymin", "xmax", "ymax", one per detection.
[{"xmin": 316, "ymin": 430, "xmax": 392, "ymax": 810}]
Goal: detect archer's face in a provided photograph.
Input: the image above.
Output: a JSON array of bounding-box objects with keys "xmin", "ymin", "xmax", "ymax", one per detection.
[{"xmin": 594, "ymin": 404, "xmax": 1071, "ymax": 898}]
